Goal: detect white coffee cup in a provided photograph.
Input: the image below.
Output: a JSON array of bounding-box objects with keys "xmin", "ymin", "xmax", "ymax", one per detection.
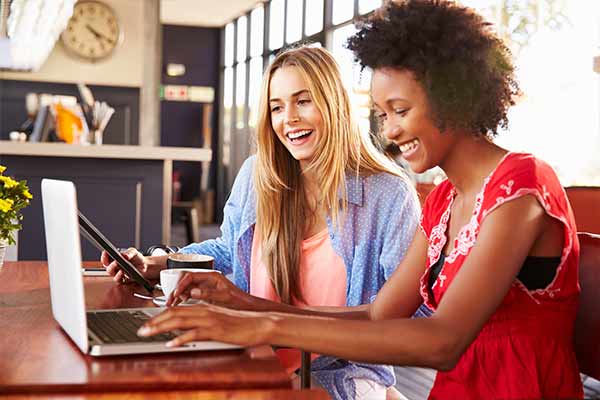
[
  {"xmin": 159, "ymin": 268, "xmax": 220, "ymax": 299},
  {"xmin": 166, "ymin": 253, "xmax": 214, "ymax": 269}
]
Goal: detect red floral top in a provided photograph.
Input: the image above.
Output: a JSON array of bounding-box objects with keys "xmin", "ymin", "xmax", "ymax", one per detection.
[{"xmin": 419, "ymin": 152, "xmax": 583, "ymax": 399}]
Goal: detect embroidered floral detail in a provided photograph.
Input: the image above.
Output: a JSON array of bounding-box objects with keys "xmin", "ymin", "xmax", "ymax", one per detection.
[
  {"xmin": 419, "ymin": 271, "xmax": 433, "ymax": 307},
  {"xmin": 541, "ymin": 185, "xmax": 551, "ymax": 210},
  {"xmin": 542, "ymin": 185, "xmax": 550, "ymax": 200},
  {"xmin": 499, "ymin": 180, "xmax": 514, "ymax": 195},
  {"xmin": 446, "ymin": 178, "xmax": 488, "ymax": 263},
  {"xmin": 427, "ymin": 190, "xmax": 454, "ymax": 268},
  {"xmin": 428, "ymin": 222, "xmax": 447, "ymax": 266},
  {"xmin": 421, "ymin": 189, "xmax": 455, "ymax": 309},
  {"xmin": 438, "ymin": 274, "xmax": 447, "ymax": 287},
  {"xmin": 446, "ymin": 215, "xmax": 479, "ymax": 263}
]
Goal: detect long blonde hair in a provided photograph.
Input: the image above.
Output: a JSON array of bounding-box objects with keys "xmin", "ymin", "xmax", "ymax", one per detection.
[{"xmin": 255, "ymin": 45, "xmax": 408, "ymax": 304}]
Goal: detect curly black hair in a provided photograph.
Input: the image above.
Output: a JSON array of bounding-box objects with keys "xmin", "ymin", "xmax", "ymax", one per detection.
[{"xmin": 347, "ymin": 0, "xmax": 521, "ymax": 137}]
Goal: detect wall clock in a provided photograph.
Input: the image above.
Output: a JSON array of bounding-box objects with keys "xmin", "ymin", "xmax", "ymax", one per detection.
[{"xmin": 61, "ymin": 1, "xmax": 121, "ymax": 62}]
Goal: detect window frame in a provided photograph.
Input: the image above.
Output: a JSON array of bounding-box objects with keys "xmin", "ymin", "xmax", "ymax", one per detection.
[
  {"xmin": 217, "ymin": 0, "xmax": 379, "ymax": 212},
  {"xmin": 218, "ymin": 0, "xmax": 373, "ymax": 152}
]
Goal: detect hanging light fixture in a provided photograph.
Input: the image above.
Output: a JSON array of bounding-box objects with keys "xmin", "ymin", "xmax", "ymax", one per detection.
[{"xmin": 0, "ymin": 0, "xmax": 75, "ymax": 71}]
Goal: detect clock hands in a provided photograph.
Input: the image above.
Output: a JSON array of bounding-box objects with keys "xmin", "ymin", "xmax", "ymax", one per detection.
[{"xmin": 86, "ymin": 24, "xmax": 115, "ymax": 45}]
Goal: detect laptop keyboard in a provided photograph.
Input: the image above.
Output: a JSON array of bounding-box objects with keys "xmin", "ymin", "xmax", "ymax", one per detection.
[{"xmin": 87, "ymin": 310, "xmax": 176, "ymax": 344}]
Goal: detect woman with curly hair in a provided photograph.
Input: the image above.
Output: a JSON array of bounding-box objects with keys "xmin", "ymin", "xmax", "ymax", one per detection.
[
  {"xmin": 138, "ymin": 2, "xmax": 583, "ymax": 398},
  {"xmin": 103, "ymin": 45, "xmax": 419, "ymax": 399}
]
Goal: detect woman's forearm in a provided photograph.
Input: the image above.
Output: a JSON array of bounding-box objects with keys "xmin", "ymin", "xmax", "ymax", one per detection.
[
  {"xmin": 147, "ymin": 254, "xmax": 169, "ymax": 269},
  {"xmin": 263, "ymin": 313, "xmax": 460, "ymax": 370},
  {"xmin": 249, "ymin": 296, "xmax": 370, "ymax": 319}
]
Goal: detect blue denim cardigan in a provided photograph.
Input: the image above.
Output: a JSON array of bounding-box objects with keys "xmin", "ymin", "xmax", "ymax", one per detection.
[{"xmin": 180, "ymin": 156, "xmax": 419, "ymax": 399}]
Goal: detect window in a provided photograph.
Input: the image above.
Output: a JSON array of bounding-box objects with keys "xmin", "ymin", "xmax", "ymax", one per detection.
[
  {"xmin": 223, "ymin": 67, "xmax": 234, "ymax": 116},
  {"xmin": 332, "ymin": 0, "xmax": 354, "ymax": 25},
  {"xmin": 222, "ymin": 66, "xmax": 234, "ymax": 166},
  {"xmin": 269, "ymin": 0, "xmax": 285, "ymax": 50},
  {"xmin": 250, "ymin": 6, "xmax": 264, "ymax": 57},
  {"xmin": 219, "ymin": 0, "xmax": 600, "ymax": 212},
  {"xmin": 461, "ymin": 0, "xmax": 600, "ymax": 185},
  {"xmin": 331, "ymin": 23, "xmax": 371, "ymax": 134},
  {"xmin": 248, "ymin": 56, "xmax": 264, "ymax": 127},
  {"xmin": 224, "ymin": 23, "xmax": 234, "ymax": 67},
  {"xmin": 359, "ymin": 0, "xmax": 382, "ymax": 15},
  {"xmin": 305, "ymin": 0, "xmax": 324, "ymax": 36},
  {"xmin": 286, "ymin": 0, "xmax": 303, "ymax": 44},
  {"xmin": 331, "ymin": 23, "xmax": 357, "ymax": 93},
  {"xmin": 235, "ymin": 62, "xmax": 246, "ymax": 129},
  {"xmin": 236, "ymin": 16, "xmax": 247, "ymax": 63},
  {"xmin": 223, "ymin": 22, "xmax": 235, "ymax": 167}
]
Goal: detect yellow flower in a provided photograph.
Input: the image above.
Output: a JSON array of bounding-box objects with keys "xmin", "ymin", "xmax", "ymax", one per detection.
[
  {"xmin": 0, "ymin": 165, "xmax": 5, "ymax": 173},
  {"xmin": 0, "ymin": 175, "xmax": 18, "ymax": 189},
  {"xmin": 22, "ymin": 189, "xmax": 33, "ymax": 199},
  {"xmin": 0, "ymin": 198, "xmax": 14, "ymax": 212}
]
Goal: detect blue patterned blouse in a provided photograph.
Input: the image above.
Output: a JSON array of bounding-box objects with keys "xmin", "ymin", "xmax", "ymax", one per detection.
[{"xmin": 180, "ymin": 156, "xmax": 420, "ymax": 399}]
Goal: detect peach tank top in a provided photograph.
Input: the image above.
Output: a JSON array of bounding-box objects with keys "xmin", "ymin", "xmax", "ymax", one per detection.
[{"xmin": 250, "ymin": 228, "xmax": 347, "ymax": 373}]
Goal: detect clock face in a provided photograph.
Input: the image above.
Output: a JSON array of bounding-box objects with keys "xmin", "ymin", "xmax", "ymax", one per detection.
[{"xmin": 61, "ymin": 1, "xmax": 121, "ymax": 62}]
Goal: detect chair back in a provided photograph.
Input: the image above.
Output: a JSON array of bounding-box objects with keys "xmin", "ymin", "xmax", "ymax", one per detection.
[
  {"xmin": 565, "ymin": 187, "xmax": 600, "ymax": 234},
  {"xmin": 575, "ymin": 232, "xmax": 600, "ymax": 380}
]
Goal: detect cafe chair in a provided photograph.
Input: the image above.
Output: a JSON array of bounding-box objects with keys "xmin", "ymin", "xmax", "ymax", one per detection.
[
  {"xmin": 575, "ymin": 232, "xmax": 600, "ymax": 381},
  {"xmin": 300, "ymin": 350, "xmax": 311, "ymax": 389},
  {"xmin": 172, "ymin": 200, "xmax": 201, "ymax": 243},
  {"xmin": 269, "ymin": 347, "xmax": 312, "ymax": 389},
  {"xmin": 565, "ymin": 187, "xmax": 600, "ymax": 234},
  {"xmin": 172, "ymin": 103, "xmax": 214, "ymax": 244},
  {"xmin": 145, "ymin": 245, "xmax": 179, "ymax": 257}
]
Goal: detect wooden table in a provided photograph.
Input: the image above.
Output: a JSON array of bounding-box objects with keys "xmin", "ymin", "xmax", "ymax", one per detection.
[
  {"xmin": 1, "ymin": 389, "xmax": 330, "ymax": 399},
  {"xmin": 0, "ymin": 261, "xmax": 328, "ymax": 398}
]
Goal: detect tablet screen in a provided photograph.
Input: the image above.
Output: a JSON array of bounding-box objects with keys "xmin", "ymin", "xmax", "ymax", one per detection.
[{"xmin": 78, "ymin": 211, "xmax": 155, "ymax": 294}]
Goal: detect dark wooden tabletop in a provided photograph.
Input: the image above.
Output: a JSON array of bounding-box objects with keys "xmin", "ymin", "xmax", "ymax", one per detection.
[
  {"xmin": 0, "ymin": 261, "xmax": 298, "ymax": 396},
  {"xmin": 1, "ymin": 388, "xmax": 331, "ymax": 399}
]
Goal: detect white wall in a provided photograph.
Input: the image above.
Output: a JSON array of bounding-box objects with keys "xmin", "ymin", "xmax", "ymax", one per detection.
[{"xmin": 0, "ymin": 0, "xmax": 145, "ymax": 88}]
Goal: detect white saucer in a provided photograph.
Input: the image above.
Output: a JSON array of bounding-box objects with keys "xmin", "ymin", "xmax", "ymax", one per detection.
[
  {"xmin": 152, "ymin": 296, "xmax": 204, "ymax": 307},
  {"xmin": 152, "ymin": 296, "xmax": 168, "ymax": 306}
]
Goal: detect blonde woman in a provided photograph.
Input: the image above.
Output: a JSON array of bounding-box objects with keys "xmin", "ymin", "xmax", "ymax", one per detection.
[{"xmin": 104, "ymin": 46, "xmax": 419, "ymax": 399}]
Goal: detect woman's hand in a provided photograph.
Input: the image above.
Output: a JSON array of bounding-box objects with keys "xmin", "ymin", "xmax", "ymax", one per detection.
[
  {"xmin": 100, "ymin": 247, "xmax": 162, "ymax": 282},
  {"xmin": 167, "ymin": 270, "xmax": 259, "ymax": 310},
  {"xmin": 137, "ymin": 303, "xmax": 276, "ymax": 348}
]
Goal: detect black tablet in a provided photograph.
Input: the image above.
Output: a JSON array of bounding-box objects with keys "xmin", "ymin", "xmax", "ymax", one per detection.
[{"xmin": 78, "ymin": 211, "xmax": 155, "ymax": 294}]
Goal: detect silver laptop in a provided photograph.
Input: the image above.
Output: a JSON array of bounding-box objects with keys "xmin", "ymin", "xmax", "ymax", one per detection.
[{"xmin": 41, "ymin": 178, "xmax": 241, "ymax": 356}]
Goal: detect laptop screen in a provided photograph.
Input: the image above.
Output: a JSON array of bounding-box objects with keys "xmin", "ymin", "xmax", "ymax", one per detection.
[{"xmin": 41, "ymin": 178, "xmax": 89, "ymax": 353}]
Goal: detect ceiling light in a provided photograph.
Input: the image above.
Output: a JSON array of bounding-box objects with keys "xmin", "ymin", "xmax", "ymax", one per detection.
[{"xmin": 1, "ymin": 0, "xmax": 75, "ymax": 71}]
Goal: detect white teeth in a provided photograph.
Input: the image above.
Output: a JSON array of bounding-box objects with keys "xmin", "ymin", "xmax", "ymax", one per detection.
[
  {"xmin": 287, "ymin": 130, "xmax": 312, "ymax": 139},
  {"xmin": 399, "ymin": 139, "xmax": 419, "ymax": 153}
]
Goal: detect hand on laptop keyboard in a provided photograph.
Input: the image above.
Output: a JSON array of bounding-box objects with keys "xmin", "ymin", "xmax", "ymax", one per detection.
[{"xmin": 167, "ymin": 270, "xmax": 258, "ymax": 311}]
